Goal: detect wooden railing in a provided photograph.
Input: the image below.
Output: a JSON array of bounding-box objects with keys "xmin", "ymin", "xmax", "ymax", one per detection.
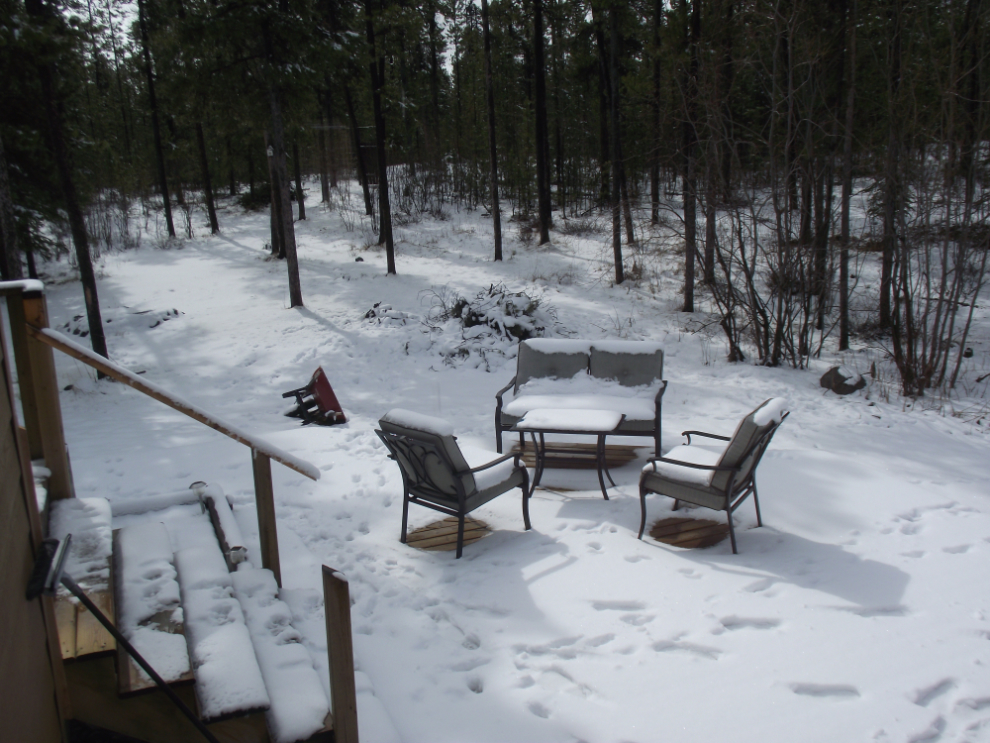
[{"xmin": 1, "ymin": 281, "xmax": 319, "ymax": 587}]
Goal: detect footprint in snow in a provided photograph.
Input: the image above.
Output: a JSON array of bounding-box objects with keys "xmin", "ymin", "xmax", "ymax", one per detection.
[
  {"xmin": 907, "ymin": 716, "xmax": 946, "ymax": 743},
  {"xmin": 913, "ymin": 679, "xmax": 955, "ymax": 707},
  {"xmin": 716, "ymin": 616, "xmax": 781, "ymax": 632},
  {"xmin": 466, "ymin": 676, "xmax": 483, "ymax": 694},
  {"xmin": 588, "ymin": 541, "xmax": 602, "ymax": 552},
  {"xmin": 652, "ymin": 639, "xmax": 722, "ymax": 660},
  {"xmin": 527, "ymin": 701, "xmax": 551, "ymax": 719},
  {"xmin": 591, "ymin": 600, "xmax": 646, "ymax": 612},
  {"xmin": 624, "ymin": 554, "xmax": 650, "ymax": 563},
  {"xmin": 620, "ymin": 613, "xmax": 654, "ymax": 626},
  {"xmin": 943, "ymin": 544, "xmax": 970, "ymax": 554},
  {"xmin": 742, "ymin": 578, "xmax": 775, "ymax": 593},
  {"xmin": 789, "ymin": 683, "xmax": 860, "ymax": 699},
  {"xmin": 585, "ymin": 633, "xmax": 615, "ymax": 648}
]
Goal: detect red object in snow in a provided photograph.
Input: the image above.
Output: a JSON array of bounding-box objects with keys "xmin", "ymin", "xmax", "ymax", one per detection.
[{"xmin": 282, "ymin": 367, "xmax": 347, "ymax": 425}]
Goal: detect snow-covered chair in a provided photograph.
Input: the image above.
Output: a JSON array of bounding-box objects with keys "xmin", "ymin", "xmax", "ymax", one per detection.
[
  {"xmin": 376, "ymin": 409, "xmax": 531, "ymax": 559},
  {"xmin": 638, "ymin": 399, "xmax": 789, "ymax": 553}
]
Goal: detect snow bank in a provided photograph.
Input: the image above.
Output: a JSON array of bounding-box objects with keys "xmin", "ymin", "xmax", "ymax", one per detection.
[
  {"xmin": 49, "ymin": 497, "xmax": 112, "ymax": 592},
  {"xmin": 175, "ymin": 545, "xmax": 269, "ymax": 720},
  {"xmin": 232, "ymin": 568, "xmax": 330, "ymax": 743}
]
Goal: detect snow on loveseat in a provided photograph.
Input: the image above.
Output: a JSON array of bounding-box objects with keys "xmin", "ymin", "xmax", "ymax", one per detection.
[{"xmin": 495, "ymin": 339, "xmax": 667, "ymax": 455}]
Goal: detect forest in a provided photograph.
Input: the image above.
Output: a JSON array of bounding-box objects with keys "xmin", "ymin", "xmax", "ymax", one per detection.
[{"xmin": 0, "ymin": 0, "xmax": 987, "ymax": 398}]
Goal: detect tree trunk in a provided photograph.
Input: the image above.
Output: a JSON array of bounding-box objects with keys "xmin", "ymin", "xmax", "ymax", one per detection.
[
  {"xmin": 292, "ymin": 140, "xmax": 305, "ymax": 220},
  {"xmin": 27, "ymin": 0, "xmax": 109, "ymax": 363},
  {"xmin": 196, "ymin": 122, "xmax": 219, "ymax": 234},
  {"xmin": 137, "ymin": 0, "xmax": 175, "ymax": 238},
  {"xmin": 482, "ymin": 0, "xmax": 502, "ymax": 262},
  {"xmin": 318, "ymin": 109, "xmax": 331, "ymax": 203},
  {"xmin": 651, "ymin": 0, "xmax": 662, "ymax": 225},
  {"xmin": 0, "ymin": 131, "xmax": 23, "ymax": 280},
  {"xmin": 682, "ymin": 0, "xmax": 700, "ymax": 313},
  {"xmin": 609, "ymin": 6, "xmax": 624, "ymax": 284},
  {"xmin": 343, "ymin": 84, "xmax": 374, "ymax": 217},
  {"xmin": 839, "ymin": 0, "xmax": 856, "ymax": 351},
  {"xmin": 265, "ymin": 133, "xmax": 284, "ymax": 258},
  {"xmin": 533, "ymin": 0, "xmax": 552, "ymax": 244},
  {"xmin": 268, "ymin": 88, "xmax": 303, "ymax": 307},
  {"xmin": 226, "ymin": 136, "xmax": 236, "ymax": 196},
  {"xmin": 365, "ymin": 0, "xmax": 395, "ymax": 274},
  {"xmin": 880, "ymin": 0, "xmax": 901, "ymax": 330}
]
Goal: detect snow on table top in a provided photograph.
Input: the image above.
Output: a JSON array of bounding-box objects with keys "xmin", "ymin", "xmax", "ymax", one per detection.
[
  {"xmin": 515, "ymin": 408, "xmax": 624, "ymax": 432},
  {"xmin": 175, "ymin": 545, "xmax": 270, "ymax": 720},
  {"xmin": 380, "ymin": 408, "xmax": 455, "ymax": 437},
  {"xmin": 49, "ymin": 497, "xmax": 112, "ymax": 592},
  {"xmin": 232, "ymin": 568, "xmax": 330, "ymax": 743},
  {"xmin": 645, "ymin": 444, "xmax": 722, "ymax": 486}
]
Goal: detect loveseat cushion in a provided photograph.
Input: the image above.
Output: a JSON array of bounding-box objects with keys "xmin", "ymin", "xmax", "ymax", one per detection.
[
  {"xmin": 589, "ymin": 341, "xmax": 664, "ymax": 387},
  {"xmin": 515, "ymin": 339, "xmax": 591, "ymax": 391}
]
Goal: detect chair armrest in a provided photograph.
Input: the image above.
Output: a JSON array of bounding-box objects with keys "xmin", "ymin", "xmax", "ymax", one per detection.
[
  {"xmin": 495, "ymin": 376, "xmax": 517, "ymax": 402},
  {"xmin": 644, "ymin": 456, "xmax": 737, "ymax": 473},
  {"xmin": 682, "ymin": 430, "xmax": 731, "ymax": 445},
  {"xmin": 654, "ymin": 379, "xmax": 668, "ymax": 402},
  {"xmin": 467, "ymin": 452, "xmax": 518, "ymax": 474}
]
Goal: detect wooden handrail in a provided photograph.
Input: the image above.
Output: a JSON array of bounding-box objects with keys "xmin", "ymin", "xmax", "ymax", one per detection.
[{"xmin": 27, "ymin": 325, "xmax": 320, "ymax": 482}]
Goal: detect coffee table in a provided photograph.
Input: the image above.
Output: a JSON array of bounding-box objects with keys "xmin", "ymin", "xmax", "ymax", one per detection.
[{"xmin": 513, "ymin": 408, "xmax": 626, "ymax": 499}]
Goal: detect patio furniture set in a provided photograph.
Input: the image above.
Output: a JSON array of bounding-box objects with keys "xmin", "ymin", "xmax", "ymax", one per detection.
[{"xmin": 375, "ymin": 339, "xmax": 788, "ymax": 558}]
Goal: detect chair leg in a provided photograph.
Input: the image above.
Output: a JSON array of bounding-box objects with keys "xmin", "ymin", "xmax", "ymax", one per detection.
[
  {"xmin": 726, "ymin": 510, "xmax": 738, "ymax": 554},
  {"xmin": 671, "ymin": 499, "xmax": 679, "ymax": 512},
  {"xmin": 752, "ymin": 484, "xmax": 763, "ymax": 527},
  {"xmin": 400, "ymin": 493, "xmax": 410, "ymax": 544},
  {"xmin": 638, "ymin": 486, "xmax": 648, "ymax": 539},
  {"xmin": 455, "ymin": 514, "xmax": 466, "ymax": 559}
]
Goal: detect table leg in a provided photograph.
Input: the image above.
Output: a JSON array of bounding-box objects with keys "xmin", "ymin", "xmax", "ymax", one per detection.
[
  {"xmin": 596, "ymin": 434, "xmax": 610, "ymax": 500},
  {"xmin": 529, "ymin": 432, "xmax": 545, "ymax": 497}
]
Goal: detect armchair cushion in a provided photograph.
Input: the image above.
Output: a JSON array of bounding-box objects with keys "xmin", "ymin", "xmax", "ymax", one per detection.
[{"xmin": 644, "ymin": 445, "xmax": 721, "ymax": 486}]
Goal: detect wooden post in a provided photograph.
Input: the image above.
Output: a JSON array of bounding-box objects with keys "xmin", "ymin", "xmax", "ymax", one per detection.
[
  {"xmin": 251, "ymin": 449, "xmax": 281, "ymax": 587},
  {"xmin": 322, "ymin": 566, "xmax": 359, "ymax": 743},
  {"xmin": 6, "ymin": 292, "xmax": 42, "ymax": 457},
  {"xmin": 21, "ymin": 291, "xmax": 74, "ymax": 500}
]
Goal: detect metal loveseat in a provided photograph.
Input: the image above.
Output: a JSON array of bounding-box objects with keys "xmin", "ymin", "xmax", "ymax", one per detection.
[{"xmin": 495, "ymin": 339, "xmax": 667, "ymax": 455}]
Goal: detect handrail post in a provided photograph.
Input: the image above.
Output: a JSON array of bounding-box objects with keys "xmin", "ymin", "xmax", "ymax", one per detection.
[
  {"xmin": 19, "ymin": 291, "xmax": 74, "ymax": 500},
  {"xmin": 251, "ymin": 449, "xmax": 281, "ymax": 587},
  {"xmin": 322, "ymin": 566, "xmax": 359, "ymax": 743}
]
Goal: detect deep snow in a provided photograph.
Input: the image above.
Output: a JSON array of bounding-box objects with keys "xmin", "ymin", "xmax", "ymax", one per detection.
[{"xmin": 20, "ymin": 183, "xmax": 990, "ymax": 742}]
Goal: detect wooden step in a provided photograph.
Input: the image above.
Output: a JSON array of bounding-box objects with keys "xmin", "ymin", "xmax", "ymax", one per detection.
[
  {"xmin": 113, "ymin": 527, "xmax": 194, "ymax": 696},
  {"xmin": 55, "ymin": 581, "xmax": 116, "ymax": 660}
]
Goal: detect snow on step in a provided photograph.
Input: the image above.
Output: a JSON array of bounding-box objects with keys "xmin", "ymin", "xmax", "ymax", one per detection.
[
  {"xmin": 232, "ymin": 569, "xmax": 330, "ymax": 743},
  {"xmin": 174, "ymin": 545, "xmax": 270, "ymax": 721},
  {"xmin": 49, "ymin": 496, "xmax": 112, "ymax": 591},
  {"xmin": 115, "ymin": 522, "xmax": 190, "ymax": 685}
]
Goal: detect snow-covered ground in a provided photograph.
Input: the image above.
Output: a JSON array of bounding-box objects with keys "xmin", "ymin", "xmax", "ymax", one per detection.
[{"xmin": 24, "ymin": 185, "xmax": 990, "ymax": 742}]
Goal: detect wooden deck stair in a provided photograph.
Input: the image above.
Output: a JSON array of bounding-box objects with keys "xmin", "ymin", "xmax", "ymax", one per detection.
[{"xmin": 53, "ymin": 488, "xmax": 335, "ymax": 743}]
